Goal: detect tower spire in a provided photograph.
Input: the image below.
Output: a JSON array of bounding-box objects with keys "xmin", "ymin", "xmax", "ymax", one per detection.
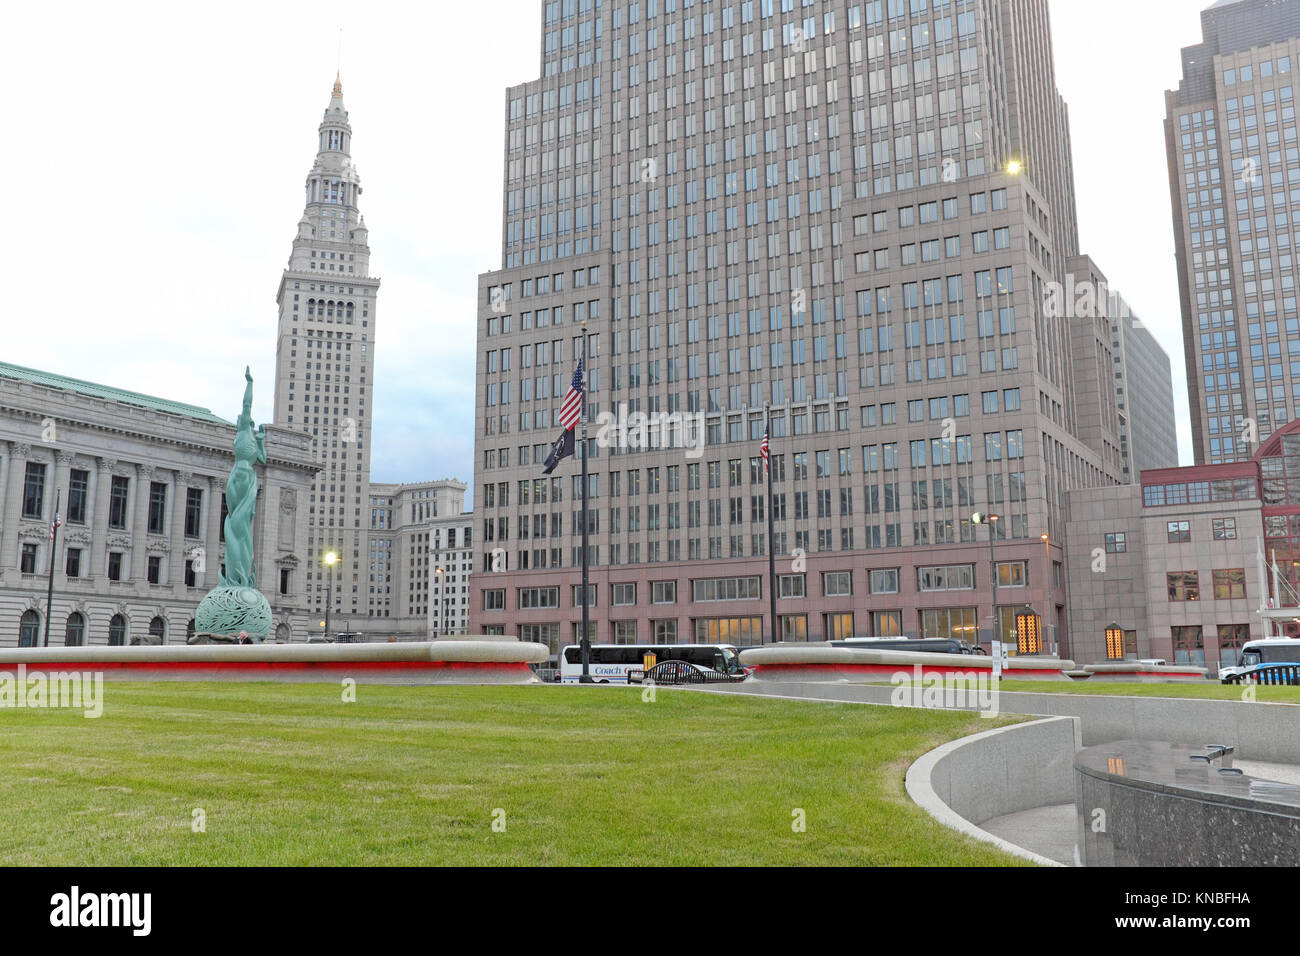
[{"xmin": 272, "ymin": 74, "xmax": 381, "ymax": 632}]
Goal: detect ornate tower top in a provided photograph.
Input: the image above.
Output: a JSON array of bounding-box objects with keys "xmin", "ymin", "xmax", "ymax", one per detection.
[{"xmin": 318, "ymin": 74, "xmax": 352, "ymax": 154}]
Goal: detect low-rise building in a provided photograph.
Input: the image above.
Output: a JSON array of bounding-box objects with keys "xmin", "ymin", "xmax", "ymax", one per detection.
[
  {"xmin": 355, "ymin": 479, "xmax": 470, "ymax": 639},
  {"xmin": 1064, "ymin": 418, "xmax": 1300, "ymax": 669},
  {"xmin": 0, "ymin": 362, "xmax": 319, "ymax": 645}
]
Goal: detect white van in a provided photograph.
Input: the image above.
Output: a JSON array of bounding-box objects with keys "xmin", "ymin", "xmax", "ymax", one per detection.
[{"xmin": 1218, "ymin": 638, "xmax": 1300, "ymax": 682}]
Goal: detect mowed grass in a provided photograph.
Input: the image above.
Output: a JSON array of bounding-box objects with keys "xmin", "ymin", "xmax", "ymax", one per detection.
[
  {"xmin": 861, "ymin": 674, "xmax": 1300, "ymax": 703},
  {"xmin": 968, "ymin": 679, "xmax": 1300, "ymax": 702},
  {"xmin": 0, "ymin": 682, "xmax": 1027, "ymax": 866}
]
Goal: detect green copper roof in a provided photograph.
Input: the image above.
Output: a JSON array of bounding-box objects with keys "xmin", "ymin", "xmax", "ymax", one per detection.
[{"xmin": 0, "ymin": 362, "xmax": 231, "ymax": 426}]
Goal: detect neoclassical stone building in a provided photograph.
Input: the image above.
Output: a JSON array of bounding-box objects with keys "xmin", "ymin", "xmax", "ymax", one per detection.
[
  {"xmin": 0, "ymin": 363, "xmax": 319, "ymax": 646},
  {"xmin": 364, "ymin": 479, "xmax": 472, "ymax": 638}
]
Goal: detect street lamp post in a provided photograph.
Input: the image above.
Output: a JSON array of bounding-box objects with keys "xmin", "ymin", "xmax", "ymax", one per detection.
[
  {"xmin": 433, "ymin": 550, "xmax": 444, "ymax": 639},
  {"xmin": 971, "ymin": 513, "xmax": 1000, "ymax": 658},
  {"xmin": 1041, "ymin": 532, "xmax": 1052, "ymax": 654},
  {"xmin": 323, "ymin": 550, "xmax": 338, "ymax": 641}
]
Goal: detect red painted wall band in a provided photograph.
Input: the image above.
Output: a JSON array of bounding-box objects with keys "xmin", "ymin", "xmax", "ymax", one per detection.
[{"xmin": 0, "ymin": 660, "xmax": 530, "ymax": 673}]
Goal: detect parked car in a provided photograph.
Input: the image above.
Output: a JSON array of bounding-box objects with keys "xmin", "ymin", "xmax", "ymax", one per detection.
[
  {"xmin": 830, "ymin": 637, "xmax": 984, "ymax": 655},
  {"xmin": 630, "ymin": 659, "xmax": 748, "ymax": 685}
]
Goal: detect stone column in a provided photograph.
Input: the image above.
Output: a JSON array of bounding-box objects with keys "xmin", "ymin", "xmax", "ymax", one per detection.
[
  {"xmin": 204, "ymin": 474, "xmax": 223, "ymax": 588},
  {"xmin": 169, "ymin": 471, "xmax": 188, "ymax": 590},
  {"xmin": 0, "ymin": 442, "xmax": 33, "ymax": 588},
  {"xmin": 0, "ymin": 441, "xmax": 17, "ymax": 585},
  {"xmin": 90, "ymin": 457, "xmax": 117, "ymax": 585},
  {"xmin": 50, "ymin": 451, "xmax": 73, "ymax": 587},
  {"xmin": 131, "ymin": 463, "xmax": 153, "ymax": 582}
]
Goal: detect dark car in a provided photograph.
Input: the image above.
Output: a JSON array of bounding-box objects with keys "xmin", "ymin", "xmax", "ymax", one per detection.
[{"xmin": 829, "ymin": 637, "xmax": 985, "ymax": 655}]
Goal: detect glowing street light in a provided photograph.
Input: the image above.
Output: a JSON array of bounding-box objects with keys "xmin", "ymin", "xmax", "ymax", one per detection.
[
  {"xmin": 323, "ymin": 550, "xmax": 339, "ymax": 640},
  {"xmin": 432, "ymin": 551, "xmax": 445, "ymax": 639}
]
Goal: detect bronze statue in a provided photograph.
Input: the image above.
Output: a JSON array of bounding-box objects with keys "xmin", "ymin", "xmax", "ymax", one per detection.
[{"xmin": 194, "ymin": 367, "xmax": 274, "ymax": 641}]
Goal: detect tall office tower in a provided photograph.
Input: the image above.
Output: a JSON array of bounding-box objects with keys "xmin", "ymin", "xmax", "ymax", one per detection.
[
  {"xmin": 272, "ymin": 76, "xmax": 380, "ymax": 627},
  {"xmin": 1165, "ymin": 0, "xmax": 1300, "ymax": 464},
  {"xmin": 1060, "ymin": 254, "xmax": 1179, "ymax": 484},
  {"xmin": 1111, "ymin": 303, "xmax": 1179, "ymax": 482},
  {"xmin": 473, "ymin": 0, "xmax": 1123, "ymax": 657}
]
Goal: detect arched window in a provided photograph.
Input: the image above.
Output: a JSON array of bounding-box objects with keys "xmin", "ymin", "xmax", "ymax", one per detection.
[
  {"xmin": 327, "ymin": 301, "xmax": 335, "ymax": 318},
  {"xmin": 65, "ymin": 612, "xmax": 85, "ymax": 646},
  {"xmin": 307, "ymin": 299, "xmax": 316, "ymax": 316},
  {"xmin": 346, "ymin": 303, "xmax": 354, "ymax": 321},
  {"xmin": 148, "ymin": 617, "xmax": 166, "ymax": 642},
  {"xmin": 19, "ymin": 610, "xmax": 40, "ymax": 647},
  {"xmin": 108, "ymin": 614, "xmax": 126, "ymax": 646}
]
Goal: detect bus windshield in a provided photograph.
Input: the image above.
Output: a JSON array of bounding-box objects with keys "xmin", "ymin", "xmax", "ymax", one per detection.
[{"xmin": 717, "ymin": 646, "xmax": 743, "ymax": 675}]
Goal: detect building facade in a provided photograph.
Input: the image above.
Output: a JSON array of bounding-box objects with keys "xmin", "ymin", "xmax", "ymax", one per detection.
[
  {"xmin": 429, "ymin": 509, "xmax": 475, "ymax": 638},
  {"xmin": 1164, "ymin": 0, "xmax": 1300, "ymax": 464},
  {"xmin": 1065, "ymin": 417, "xmax": 1300, "ymax": 669},
  {"xmin": 471, "ymin": 0, "xmax": 1135, "ymax": 657},
  {"xmin": 0, "ymin": 363, "xmax": 319, "ymax": 646},
  {"xmin": 272, "ymin": 76, "xmax": 381, "ymax": 631},
  {"xmin": 1112, "ymin": 302, "xmax": 1179, "ymax": 482},
  {"xmin": 362, "ymin": 479, "xmax": 471, "ymax": 638}
]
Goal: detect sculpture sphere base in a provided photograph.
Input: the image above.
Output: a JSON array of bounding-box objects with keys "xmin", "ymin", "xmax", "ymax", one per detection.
[{"xmin": 195, "ymin": 586, "xmax": 273, "ymax": 642}]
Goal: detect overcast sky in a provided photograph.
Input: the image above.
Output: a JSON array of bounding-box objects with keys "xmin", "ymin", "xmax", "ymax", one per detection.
[{"xmin": 2, "ymin": 0, "xmax": 1209, "ymax": 500}]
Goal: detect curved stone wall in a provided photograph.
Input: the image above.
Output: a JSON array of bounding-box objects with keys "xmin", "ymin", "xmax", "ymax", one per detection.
[
  {"xmin": 1082, "ymin": 662, "xmax": 1209, "ymax": 681},
  {"xmin": 904, "ymin": 716, "xmax": 1081, "ymax": 866},
  {"xmin": 0, "ymin": 639, "xmax": 550, "ymax": 684},
  {"xmin": 740, "ymin": 644, "xmax": 1075, "ymax": 681}
]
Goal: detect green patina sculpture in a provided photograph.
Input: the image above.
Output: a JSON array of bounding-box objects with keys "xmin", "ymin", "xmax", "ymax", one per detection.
[
  {"xmin": 221, "ymin": 367, "xmax": 268, "ymax": 587},
  {"xmin": 193, "ymin": 367, "xmax": 273, "ymax": 641}
]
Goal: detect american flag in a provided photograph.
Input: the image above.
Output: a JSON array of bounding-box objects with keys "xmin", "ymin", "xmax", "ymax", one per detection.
[
  {"xmin": 559, "ymin": 358, "xmax": 584, "ymax": 431},
  {"xmin": 760, "ymin": 421, "xmax": 770, "ymax": 473},
  {"xmin": 49, "ymin": 511, "xmax": 61, "ymax": 541}
]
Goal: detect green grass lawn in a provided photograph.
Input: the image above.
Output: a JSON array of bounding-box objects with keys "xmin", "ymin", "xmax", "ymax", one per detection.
[
  {"xmin": 963, "ymin": 680, "xmax": 1300, "ymax": 702},
  {"xmin": 0, "ymin": 682, "xmax": 1027, "ymax": 866}
]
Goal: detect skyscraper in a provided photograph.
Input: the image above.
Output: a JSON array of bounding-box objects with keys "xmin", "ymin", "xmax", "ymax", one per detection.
[
  {"xmin": 1165, "ymin": 0, "xmax": 1300, "ymax": 464},
  {"xmin": 472, "ymin": 0, "xmax": 1125, "ymax": 657},
  {"xmin": 1111, "ymin": 301, "xmax": 1179, "ymax": 482},
  {"xmin": 272, "ymin": 76, "xmax": 380, "ymax": 627}
]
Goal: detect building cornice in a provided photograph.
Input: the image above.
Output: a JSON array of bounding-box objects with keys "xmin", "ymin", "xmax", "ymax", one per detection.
[{"xmin": 0, "ymin": 396, "xmax": 320, "ymax": 477}]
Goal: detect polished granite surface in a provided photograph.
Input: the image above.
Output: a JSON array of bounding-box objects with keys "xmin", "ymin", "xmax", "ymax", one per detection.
[
  {"xmin": 1076, "ymin": 739, "xmax": 1300, "ymax": 812},
  {"xmin": 1077, "ymin": 740, "xmax": 1300, "ymax": 866}
]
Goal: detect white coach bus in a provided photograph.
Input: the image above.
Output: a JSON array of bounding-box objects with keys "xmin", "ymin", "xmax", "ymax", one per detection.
[{"xmin": 559, "ymin": 644, "xmax": 744, "ymax": 684}]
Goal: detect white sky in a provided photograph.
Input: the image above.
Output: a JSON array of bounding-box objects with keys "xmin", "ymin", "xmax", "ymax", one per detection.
[{"xmin": 1, "ymin": 0, "xmax": 1209, "ymax": 498}]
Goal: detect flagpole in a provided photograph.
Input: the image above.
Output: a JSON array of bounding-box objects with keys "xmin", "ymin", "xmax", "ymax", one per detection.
[
  {"xmin": 765, "ymin": 404, "xmax": 777, "ymax": 644},
  {"xmin": 579, "ymin": 332, "xmax": 593, "ymax": 683},
  {"xmin": 43, "ymin": 488, "xmax": 61, "ymax": 647}
]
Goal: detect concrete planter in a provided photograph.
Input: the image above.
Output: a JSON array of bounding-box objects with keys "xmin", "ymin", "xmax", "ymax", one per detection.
[{"xmin": 0, "ymin": 640, "xmax": 550, "ymax": 685}]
